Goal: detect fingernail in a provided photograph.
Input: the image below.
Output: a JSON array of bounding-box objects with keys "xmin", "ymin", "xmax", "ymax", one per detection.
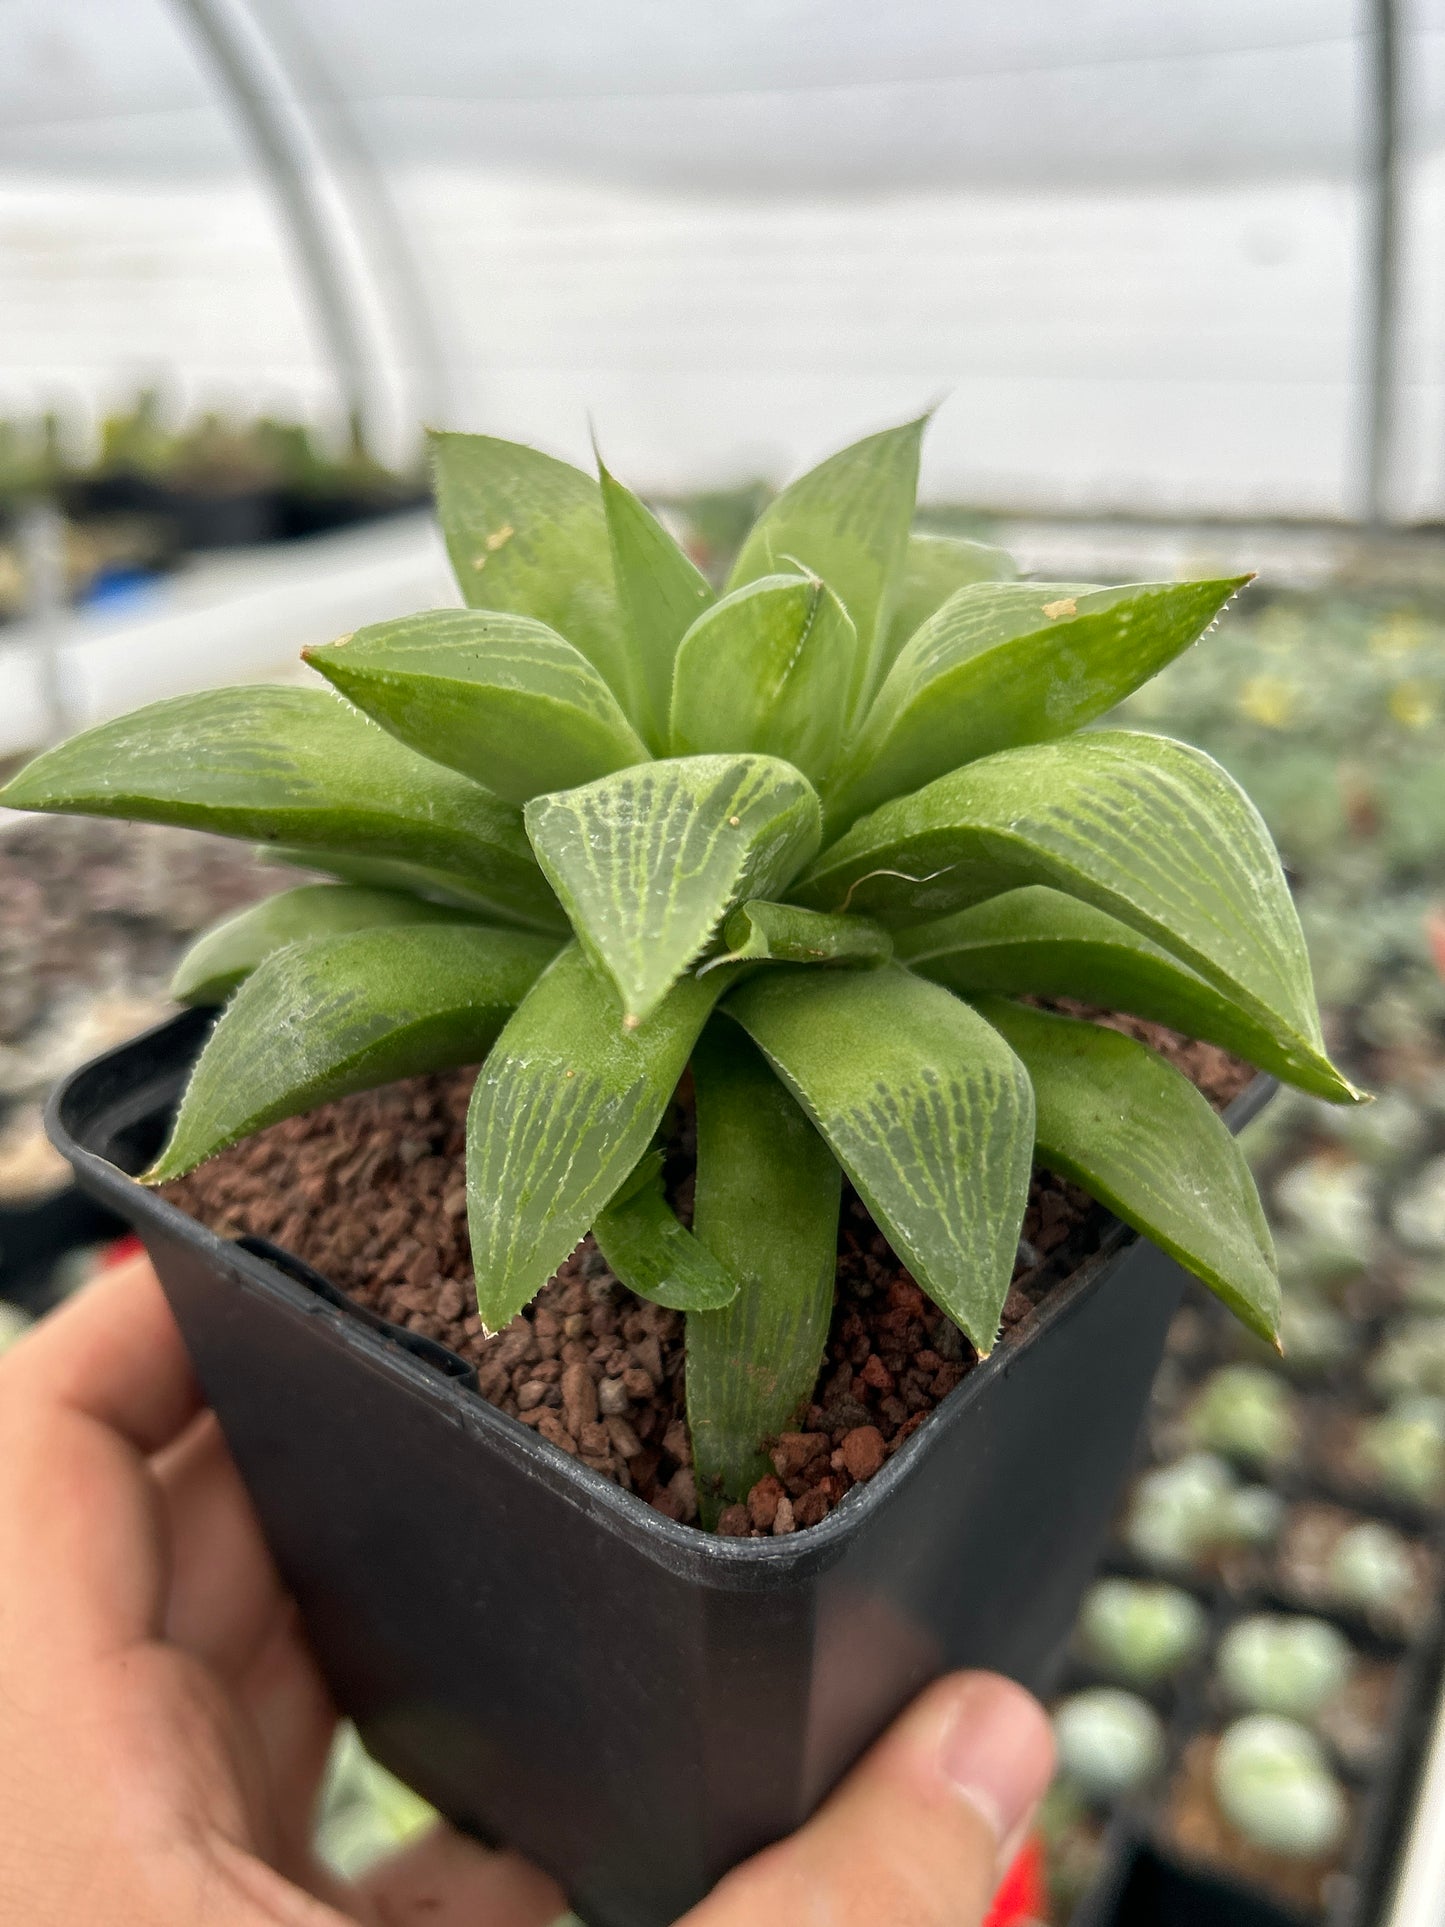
[{"xmin": 938, "ymin": 1675, "xmax": 1052, "ymax": 1852}]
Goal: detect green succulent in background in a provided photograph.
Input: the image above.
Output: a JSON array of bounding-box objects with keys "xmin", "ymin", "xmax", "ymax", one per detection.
[
  {"xmin": 1361, "ymin": 1397, "xmax": 1445, "ymax": 1507},
  {"xmin": 1077, "ymin": 1577, "xmax": 1208, "ymax": 1686},
  {"xmin": 1123, "ymin": 1452, "xmax": 1282, "ymax": 1571},
  {"xmin": 316, "ymin": 1727, "xmax": 435, "ymax": 1879},
  {"xmin": 1217, "ymin": 1615, "xmax": 1354, "ymax": 1723},
  {"xmin": 1187, "ymin": 1366, "xmax": 1300, "ymax": 1471},
  {"xmin": 1053, "ymin": 1689, "xmax": 1165, "ymax": 1804},
  {"xmin": 1272, "ymin": 1156, "xmax": 1375, "ymax": 1268},
  {"xmin": 0, "ymin": 418, "xmax": 1361, "ymax": 1522},
  {"xmin": 1328, "ymin": 1520, "xmax": 1418, "ymax": 1619},
  {"xmin": 1213, "ymin": 1716, "xmax": 1348, "ymax": 1861},
  {"xmin": 0, "ymin": 1304, "xmax": 31, "ymax": 1356},
  {"xmin": 1368, "ymin": 1317, "xmax": 1445, "ymax": 1401}
]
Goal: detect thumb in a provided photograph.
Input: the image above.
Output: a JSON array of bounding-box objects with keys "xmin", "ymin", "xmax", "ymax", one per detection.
[{"xmin": 680, "ymin": 1672, "xmax": 1055, "ymax": 1927}]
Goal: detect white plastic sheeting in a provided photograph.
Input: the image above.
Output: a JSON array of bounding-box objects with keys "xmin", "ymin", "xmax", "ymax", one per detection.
[
  {"xmin": 0, "ymin": 1, "xmax": 1406, "ymax": 188},
  {"xmin": 3, "ymin": 1, "xmax": 1445, "ymax": 516}
]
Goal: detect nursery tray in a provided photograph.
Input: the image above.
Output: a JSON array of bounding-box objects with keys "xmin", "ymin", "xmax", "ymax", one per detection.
[{"xmin": 1058, "ymin": 1294, "xmax": 1445, "ymax": 1927}]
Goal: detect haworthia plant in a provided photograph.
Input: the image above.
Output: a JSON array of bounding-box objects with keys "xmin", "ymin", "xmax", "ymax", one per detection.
[
  {"xmin": 0, "ymin": 414, "xmax": 1364, "ymax": 1526},
  {"xmin": 170, "ymin": 883, "xmax": 485, "ymax": 1006},
  {"xmin": 464, "ymin": 944, "xmax": 731, "ymax": 1332},
  {"xmin": 882, "ymin": 531, "xmax": 1015, "ymax": 662},
  {"xmin": 304, "ymin": 610, "xmax": 648, "ymax": 803},
  {"xmin": 669, "ymin": 573, "xmax": 857, "ymax": 786},
  {"xmin": 148, "ymin": 925, "xmax": 557, "ymax": 1180},
  {"xmin": 688, "ymin": 1024, "xmax": 842, "ymax": 1520},
  {"xmin": 598, "ymin": 456, "xmax": 714, "ymax": 753},
  {"xmin": 593, "ymin": 1153, "xmax": 741, "ymax": 1314},
  {"xmin": 523, "ymin": 754, "xmax": 821, "ymax": 1028},
  {"xmin": 822, "ymin": 576, "xmax": 1249, "ymax": 831}
]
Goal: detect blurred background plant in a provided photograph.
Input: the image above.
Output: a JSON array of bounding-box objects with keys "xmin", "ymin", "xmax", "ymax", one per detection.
[{"xmin": 0, "ymin": 392, "xmax": 425, "ymax": 623}]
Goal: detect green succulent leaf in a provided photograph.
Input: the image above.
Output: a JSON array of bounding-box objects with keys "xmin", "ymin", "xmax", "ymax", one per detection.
[
  {"xmin": 826, "ymin": 576, "xmax": 1249, "ymax": 830},
  {"xmin": 592, "ymin": 1152, "xmax": 741, "ymax": 1312},
  {"xmin": 882, "ymin": 531, "xmax": 1016, "ymax": 666},
  {"xmin": 171, "ymin": 883, "xmax": 485, "ymax": 1006},
  {"xmin": 797, "ymin": 731, "xmax": 1359, "ymax": 1103},
  {"xmin": 524, "ymin": 754, "xmax": 822, "ymax": 1027},
  {"xmin": 466, "ymin": 944, "xmax": 730, "ymax": 1332},
  {"xmin": 260, "ymin": 846, "xmax": 530, "ymax": 917},
  {"xmin": 429, "ymin": 430, "xmax": 634, "ymax": 715},
  {"xmin": 727, "ymin": 416, "xmax": 925, "ymax": 720},
  {"xmin": 700, "ymin": 899, "xmax": 892, "ymax": 974},
  {"xmin": 724, "ymin": 966, "xmax": 1034, "ymax": 1353},
  {"xmin": 0, "ymin": 686, "xmax": 563, "ymax": 931},
  {"xmin": 147, "ymin": 924, "xmax": 556, "ymax": 1182},
  {"xmin": 896, "ymin": 886, "xmax": 1344, "ymax": 1100},
  {"xmin": 303, "ymin": 610, "xmax": 648, "ymax": 804},
  {"xmin": 687, "ymin": 1023, "xmax": 843, "ymax": 1517},
  {"xmin": 669, "ymin": 574, "xmax": 857, "ymax": 786},
  {"xmin": 976, "ymin": 998, "xmax": 1280, "ymax": 1344},
  {"xmin": 598, "ymin": 458, "xmax": 715, "ymax": 751}
]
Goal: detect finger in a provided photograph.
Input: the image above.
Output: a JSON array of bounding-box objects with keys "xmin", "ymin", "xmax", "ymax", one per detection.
[
  {"xmin": 683, "ymin": 1672, "xmax": 1055, "ymax": 1927},
  {"xmin": 0, "ymin": 1255, "xmax": 199, "ymax": 1453},
  {"xmin": 0, "ymin": 1376, "xmax": 168, "ymax": 1658},
  {"xmin": 351, "ymin": 1825, "xmax": 565, "ymax": 1927},
  {"xmin": 155, "ymin": 1411, "xmax": 290, "ymax": 1681},
  {"xmin": 232, "ymin": 1605, "xmax": 341, "ymax": 1878}
]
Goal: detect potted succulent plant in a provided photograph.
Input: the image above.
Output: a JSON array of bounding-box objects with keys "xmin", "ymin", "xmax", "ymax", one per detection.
[{"xmin": 11, "ymin": 417, "xmax": 1360, "ymax": 1927}]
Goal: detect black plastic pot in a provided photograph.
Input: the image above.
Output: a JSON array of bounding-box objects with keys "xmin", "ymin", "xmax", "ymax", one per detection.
[{"xmin": 48, "ymin": 1009, "xmax": 1272, "ymax": 1927}]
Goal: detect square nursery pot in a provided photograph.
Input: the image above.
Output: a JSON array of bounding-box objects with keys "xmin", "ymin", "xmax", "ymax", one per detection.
[{"xmin": 48, "ymin": 1007, "xmax": 1273, "ymax": 1927}]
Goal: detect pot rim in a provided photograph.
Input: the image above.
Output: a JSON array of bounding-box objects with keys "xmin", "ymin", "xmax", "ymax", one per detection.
[{"xmin": 46, "ymin": 1008, "xmax": 1275, "ymax": 1583}]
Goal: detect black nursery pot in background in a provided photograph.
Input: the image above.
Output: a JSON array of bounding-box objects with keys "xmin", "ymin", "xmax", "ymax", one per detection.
[{"xmin": 48, "ymin": 1009, "xmax": 1273, "ymax": 1927}]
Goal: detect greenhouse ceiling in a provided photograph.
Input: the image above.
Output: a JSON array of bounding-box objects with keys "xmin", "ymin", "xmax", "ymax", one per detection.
[{"xmin": 3, "ymin": 0, "xmax": 1441, "ymax": 192}]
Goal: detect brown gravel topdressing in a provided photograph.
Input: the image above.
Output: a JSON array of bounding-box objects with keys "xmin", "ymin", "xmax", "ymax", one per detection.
[{"xmin": 163, "ymin": 1012, "xmax": 1251, "ymax": 1534}]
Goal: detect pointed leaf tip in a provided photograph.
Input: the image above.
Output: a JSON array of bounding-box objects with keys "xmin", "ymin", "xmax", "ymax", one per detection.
[
  {"xmin": 430, "ymin": 429, "xmax": 636, "ymax": 720},
  {"xmin": 524, "ymin": 754, "xmax": 821, "ymax": 1026},
  {"xmin": 593, "ymin": 1158, "xmax": 741, "ymax": 1312},
  {"xmin": 801, "ymin": 730, "xmax": 1348, "ymax": 1107},
  {"xmin": 978, "ymin": 997, "xmax": 1280, "ymax": 1346},
  {"xmin": 598, "ymin": 459, "xmax": 715, "ymax": 751},
  {"xmin": 728, "ymin": 415, "xmax": 925, "ymax": 720},
  {"xmin": 303, "ymin": 609, "xmax": 648, "ymax": 803},
  {"xmin": 148, "ymin": 924, "xmax": 556, "ymax": 1182},
  {"xmin": 826, "ymin": 575, "xmax": 1252, "ymax": 831},
  {"xmin": 670, "ymin": 574, "xmax": 857, "ymax": 787}
]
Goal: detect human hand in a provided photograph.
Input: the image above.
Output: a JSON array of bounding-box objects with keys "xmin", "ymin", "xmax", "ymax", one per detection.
[{"xmin": 0, "ymin": 1257, "xmax": 1053, "ymax": 1927}]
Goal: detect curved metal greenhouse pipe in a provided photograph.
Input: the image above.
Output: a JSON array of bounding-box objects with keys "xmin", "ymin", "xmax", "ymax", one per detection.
[
  {"xmin": 171, "ymin": 0, "xmax": 381, "ymax": 454},
  {"xmin": 245, "ymin": 0, "xmax": 456, "ymax": 430}
]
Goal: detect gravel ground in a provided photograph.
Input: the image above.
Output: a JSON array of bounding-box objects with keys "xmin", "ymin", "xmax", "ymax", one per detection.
[{"xmin": 0, "ymin": 816, "xmax": 284, "ymax": 1202}]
